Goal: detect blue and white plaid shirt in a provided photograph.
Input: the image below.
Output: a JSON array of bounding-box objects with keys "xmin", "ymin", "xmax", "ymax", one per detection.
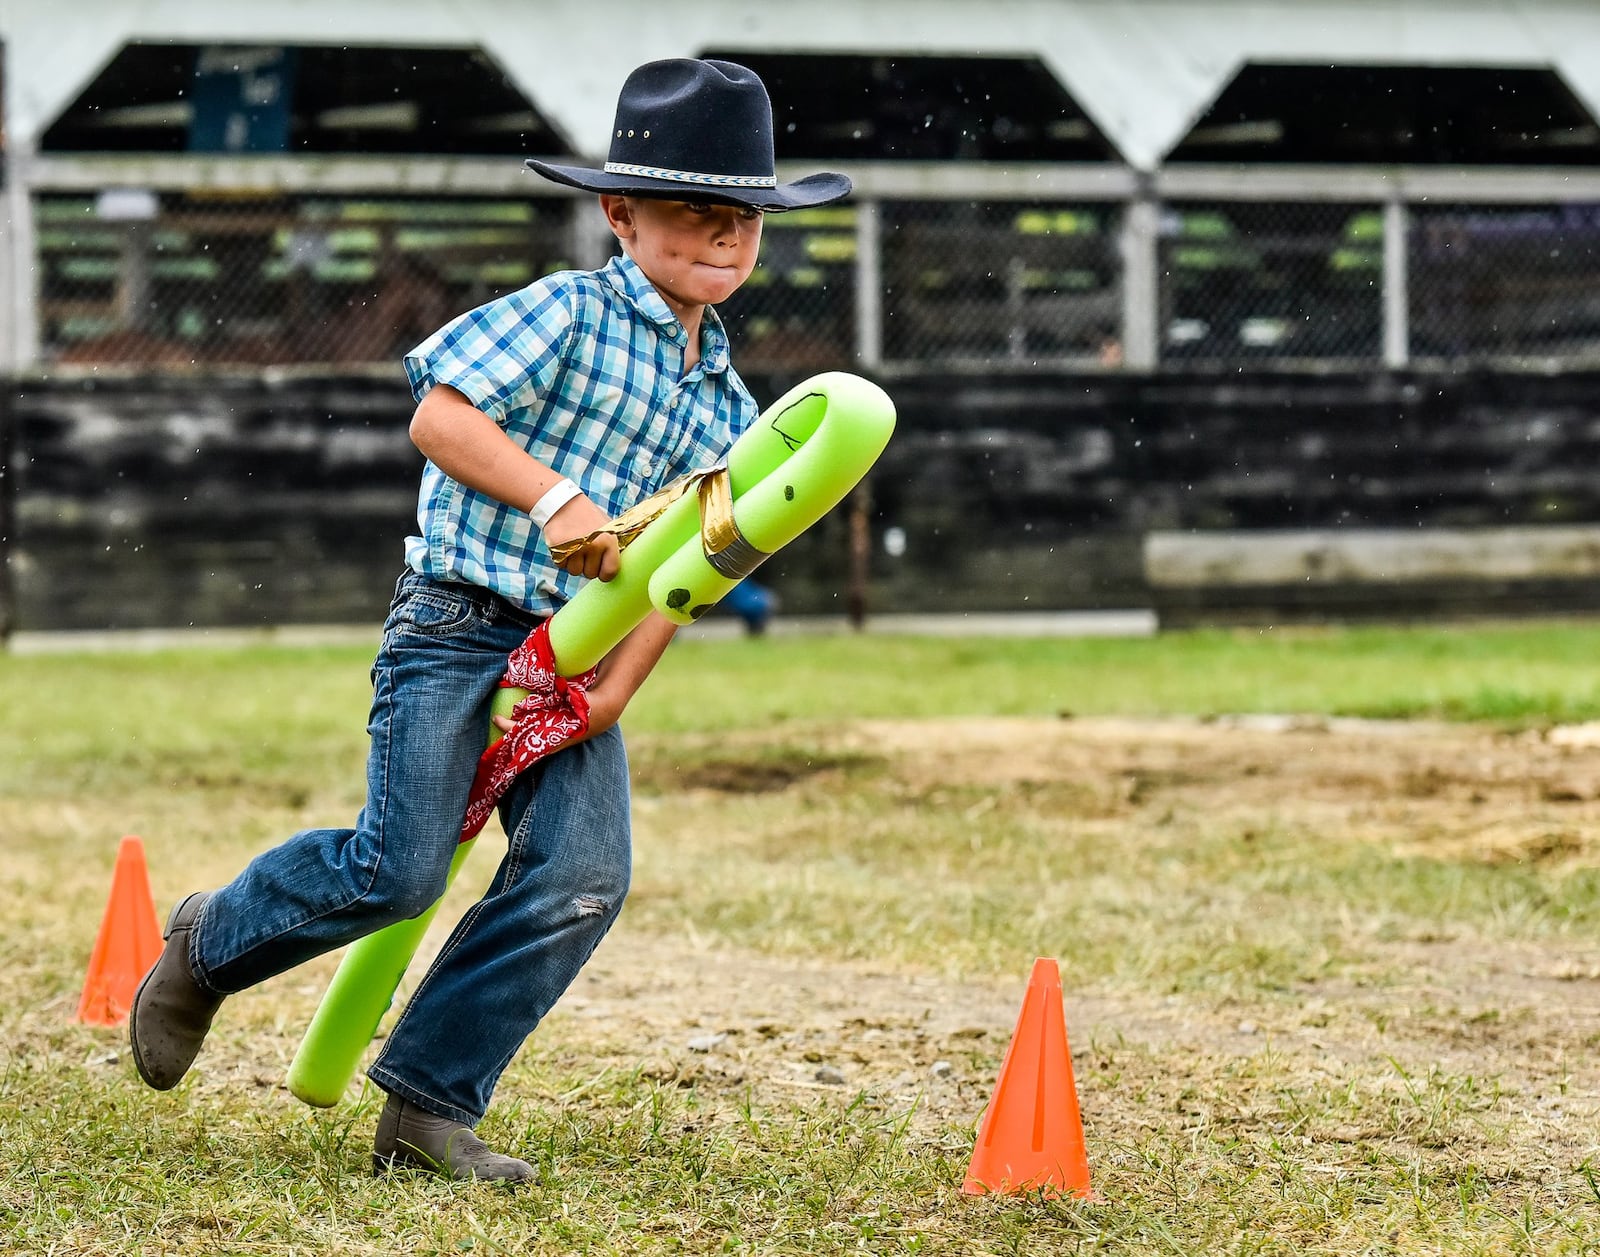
[{"xmin": 402, "ymin": 254, "xmax": 758, "ymax": 614}]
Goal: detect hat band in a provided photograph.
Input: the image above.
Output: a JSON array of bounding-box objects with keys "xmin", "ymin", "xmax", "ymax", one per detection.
[{"xmin": 602, "ymin": 161, "xmax": 777, "ymax": 189}]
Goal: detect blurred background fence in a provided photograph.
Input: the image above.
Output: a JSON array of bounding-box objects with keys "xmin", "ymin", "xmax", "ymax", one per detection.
[
  {"xmin": 19, "ymin": 161, "xmax": 1600, "ymax": 375},
  {"xmin": 10, "ymin": 13, "xmax": 1600, "ymax": 633},
  {"xmin": 34, "ymin": 191, "xmax": 571, "ymax": 367}
]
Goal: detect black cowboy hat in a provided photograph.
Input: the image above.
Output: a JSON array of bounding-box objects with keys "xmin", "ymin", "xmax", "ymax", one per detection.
[{"xmin": 526, "ymin": 59, "xmax": 851, "ymax": 212}]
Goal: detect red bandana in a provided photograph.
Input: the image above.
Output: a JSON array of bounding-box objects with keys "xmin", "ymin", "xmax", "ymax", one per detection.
[{"xmin": 459, "ymin": 621, "xmax": 596, "ymax": 842}]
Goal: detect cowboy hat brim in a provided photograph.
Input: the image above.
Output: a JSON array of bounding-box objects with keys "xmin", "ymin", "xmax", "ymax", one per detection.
[{"xmin": 525, "ymin": 159, "xmax": 851, "ymax": 212}]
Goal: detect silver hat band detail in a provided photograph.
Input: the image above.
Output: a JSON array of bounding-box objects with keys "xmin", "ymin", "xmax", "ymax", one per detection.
[{"xmin": 602, "ymin": 162, "xmax": 777, "ymax": 189}]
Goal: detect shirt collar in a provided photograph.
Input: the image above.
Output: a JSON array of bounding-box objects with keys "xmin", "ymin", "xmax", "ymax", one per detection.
[
  {"xmin": 699, "ymin": 307, "xmax": 732, "ymax": 375},
  {"xmin": 603, "ymin": 254, "xmax": 678, "ymax": 333},
  {"xmin": 602, "ymin": 254, "xmax": 731, "ymax": 375}
]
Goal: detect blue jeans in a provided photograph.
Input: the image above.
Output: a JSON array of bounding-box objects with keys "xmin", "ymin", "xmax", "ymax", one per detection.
[{"xmin": 190, "ymin": 570, "xmax": 632, "ymax": 1124}]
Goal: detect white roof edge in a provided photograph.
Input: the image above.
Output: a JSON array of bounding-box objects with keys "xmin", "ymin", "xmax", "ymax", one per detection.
[{"xmin": 6, "ymin": 1, "xmax": 1600, "ymax": 169}]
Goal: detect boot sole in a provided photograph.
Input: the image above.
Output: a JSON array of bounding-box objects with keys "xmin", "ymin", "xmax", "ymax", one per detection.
[{"xmin": 372, "ymin": 1147, "xmax": 534, "ymax": 1184}]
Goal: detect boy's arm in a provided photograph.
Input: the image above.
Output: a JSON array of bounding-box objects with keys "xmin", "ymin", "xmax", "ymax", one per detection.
[
  {"xmin": 488, "ymin": 611, "xmax": 675, "ymax": 742},
  {"xmin": 583, "ymin": 612, "xmax": 678, "ymax": 736},
  {"xmin": 410, "ymin": 382, "xmax": 621, "ymax": 580}
]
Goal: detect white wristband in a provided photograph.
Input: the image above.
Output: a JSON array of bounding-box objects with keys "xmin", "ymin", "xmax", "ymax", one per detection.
[{"xmin": 528, "ymin": 478, "xmax": 583, "ymax": 530}]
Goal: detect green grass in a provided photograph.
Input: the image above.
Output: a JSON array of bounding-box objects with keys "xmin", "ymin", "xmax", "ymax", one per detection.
[
  {"xmin": 4, "ymin": 621, "xmax": 1600, "ymax": 1254},
  {"xmin": 645, "ymin": 621, "xmax": 1600, "ymax": 729},
  {"xmin": 7, "ymin": 619, "xmax": 1600, "ymax": 764}
]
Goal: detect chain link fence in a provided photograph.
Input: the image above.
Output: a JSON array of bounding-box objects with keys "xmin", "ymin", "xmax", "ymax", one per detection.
[
  {"xmin": 25, "ymin": 183, "xmax": 1600, "ymax": 373},
  {"xmin": 1409, "ymin": 203, "xmax": 1600, "ymax": 362},
  {"xmin": 719, "ymin": 206, "xmax": 857, "ymax": 370},
  {"xmin": 37, "ymin": 192, "xmax": 571, "ymax": 367},
  {"xmin": 1158, "ymin": 201, "xmax": 1383, "ymax": 363},
  {"xmin": 879, "ymin": 200, "xmax": 1123, "ymax": 366}
]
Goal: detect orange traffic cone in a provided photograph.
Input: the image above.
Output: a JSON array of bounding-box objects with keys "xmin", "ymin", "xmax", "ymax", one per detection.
[
  {"xmin": 76, "ymin": 835, "xmax": 164, "ymax": 1027},
  {"xmin": 962, "ymin": 957, "xmax": 1092, "ymax": 1199}
]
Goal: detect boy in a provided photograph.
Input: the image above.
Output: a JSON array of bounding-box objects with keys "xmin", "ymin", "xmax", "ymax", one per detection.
[{"xmin": 129, "ymin": 58, "xmax": 851, "ymax": 1183}]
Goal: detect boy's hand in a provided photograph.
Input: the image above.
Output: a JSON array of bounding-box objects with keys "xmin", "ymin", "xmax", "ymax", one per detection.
[
  {"xmin": 487, "ymin": 671, "xmax": 626, "ymax": 745},
  {"xmin": 541, "ymin": 495, "xmax": 621, "ymax": 581}
]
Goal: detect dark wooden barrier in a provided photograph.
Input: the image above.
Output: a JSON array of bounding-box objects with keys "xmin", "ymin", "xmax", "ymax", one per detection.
[{"xmin": 6, "ymin": 366, "xmax": 1600, "ymax": 632}]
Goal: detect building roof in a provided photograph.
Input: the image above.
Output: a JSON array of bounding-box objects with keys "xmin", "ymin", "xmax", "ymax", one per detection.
[{"xmin": 5, "ymin": 0, "xmax": 1600, "ymax": 169}]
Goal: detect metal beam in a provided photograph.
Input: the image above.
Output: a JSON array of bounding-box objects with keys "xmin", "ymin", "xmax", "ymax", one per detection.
[
  {"xmin": 817, "ymin": 162, "xmax": 1141, "ymax": 202},
  {"xmin": 1156, "ymin": 164, "xmax": 1600, "ymax": 203},
  {"xmin": 25, "ymin": 154, "xmax": 1600, "ymax": 206},
  {"xmin": 1119, "ymin": 195, "xmax": 1160, "ymax": 370},
  {"xmin": 16, "ymin": 153, "xmax": 571, "ymax": 195},
  {"xmin": 853, "ymin": 199, "xmax": 882, "ymax": 368},
  {"xmin": 0, "ymin": 161, "xmax": 13, "ymax": 372},
  {"xmin": 1, "ymin": 140, "xmax": 39, "ymax": 370},
  {"xmin": 1382, "ymin": 196, "xmax": 1409, "ymax": 370},
  {"xmin": 17, "ymin": 154, "xmax": 1145, "ymax": 202}
]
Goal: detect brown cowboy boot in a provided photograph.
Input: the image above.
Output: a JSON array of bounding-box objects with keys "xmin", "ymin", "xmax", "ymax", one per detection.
[
  {"xmin": 373, "ymin": 1093, "xmax": 537, "ymax": 1184},
  {"xmin": 129, "ymin": 892, "xmax": 225, "ymax": 1090}
]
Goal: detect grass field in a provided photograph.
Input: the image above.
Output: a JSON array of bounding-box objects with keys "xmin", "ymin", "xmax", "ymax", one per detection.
[{"xmin": 3, "ymin": 621, "xmax": 1600, "ymax": 1254}]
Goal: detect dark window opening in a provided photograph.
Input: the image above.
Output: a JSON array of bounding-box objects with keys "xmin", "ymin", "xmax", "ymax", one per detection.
[
  {"xmin": 1410, "ymin": 204, "xmax": 1600, "ymax": 360},
  {"xmin": 41, "ymin": 43, "xmax": 570, "ymax": 157},
  {"xmin": 1168, "ymin": 64, "xmax": 1600, "ymax": 165},
  {"xmin": 698, "ymin": 51, "xmax": 1120, "ymax": 162}
]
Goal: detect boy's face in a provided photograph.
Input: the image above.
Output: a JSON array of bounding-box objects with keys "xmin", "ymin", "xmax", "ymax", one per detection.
[{"xmin": 602, "ymin": 195, "xmax": 763, "ymax": 321}]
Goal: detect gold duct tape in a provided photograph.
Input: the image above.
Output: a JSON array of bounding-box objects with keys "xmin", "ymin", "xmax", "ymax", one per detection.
[
  {"xmin": 547, "ymin": 463, "xmax": 744, "ymax": 568},
  {"xmin": 695, "ymin": 467, "xmax": 740, "ymax": 556}
]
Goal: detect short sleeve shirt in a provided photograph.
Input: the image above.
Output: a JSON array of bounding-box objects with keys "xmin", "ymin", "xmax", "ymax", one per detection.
[{"xmin": 402, "ymin": 254, "xmax": 758, "ymax": 614}]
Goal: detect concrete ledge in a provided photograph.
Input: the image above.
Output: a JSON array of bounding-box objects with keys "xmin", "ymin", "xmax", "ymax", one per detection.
[
  {"xmin": 8, "ymin": 610, "xmax": 1158, "ymax": 654},
  {"xmin": 7, "ymin": 623, "xmax": 382, "ymax": 655},
  {"xmin": 680, "ymin": 611, "xmax": 1158, "ymax": 640},
  {"xmin": 1145, "ymin": 526, "xmax": 1600, "ymax": 589}
]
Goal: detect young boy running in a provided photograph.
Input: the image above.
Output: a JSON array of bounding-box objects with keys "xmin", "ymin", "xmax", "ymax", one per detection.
[{"xmin": 129, "ymin": 58, "xmax": 851, "ymax": 1183}]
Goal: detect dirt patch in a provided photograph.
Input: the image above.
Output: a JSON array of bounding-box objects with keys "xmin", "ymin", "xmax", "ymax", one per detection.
[
  {"xmin": 528, "ymin": 718, "xmax": 1600, "ymax": 1164},
  {"xmin": 633, "ymin": 748, "xmax": 877, "ymax": 795},
  {"xmin": 843, "ymin": 714, "xmax": 1600, "ymax": 865}
]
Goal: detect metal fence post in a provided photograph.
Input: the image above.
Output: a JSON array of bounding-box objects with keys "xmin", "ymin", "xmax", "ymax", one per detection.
[
  {"xmin": 1383, "ymin": 192, "xmax": 1409, "ymax": 369},
  {"xmin": 0, "ymin": 380, "xmax": 12, "ymax": 644},
  {"xmin": 854, "ymin": 197, "xmax": 882, "ymax": 369},
  {"xmin": 569, "ymin": 194, "xmax": 615, "ymax": 270},
  {"xmin": 0, "ymin": 129, "xmax": 26, "ymax": 641},
  {"xmin": 1120, "ymin": 192, "xmax": 1159, "ymax": 370},
  {"xmin": 846, "ymin": 480, "xmax": 871, "ymax": 630},
  {"xmin": 2, "ymin": 145, "xmax": 40, "ymax": 371}
]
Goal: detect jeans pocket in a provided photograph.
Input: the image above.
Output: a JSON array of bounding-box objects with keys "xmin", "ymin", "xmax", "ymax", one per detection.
[{"xmin": 385, "ymin": 580, "xmax": 480, "ymax": 639}]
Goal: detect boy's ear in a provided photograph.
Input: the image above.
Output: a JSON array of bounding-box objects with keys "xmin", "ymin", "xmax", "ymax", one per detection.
[{"xmin": 600, "ymin": 194, "xmax": 636, "ymax": 241}]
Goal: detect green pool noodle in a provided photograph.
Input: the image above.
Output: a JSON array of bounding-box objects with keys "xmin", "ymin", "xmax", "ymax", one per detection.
[
  {"xmin": 284, "ymin": 837, "xmax": 478, "ymax": 1107},
  {"xmin": 286, "ymin": 371, "xmax": 895, "ymax": 1107},
  {"xmin": 546, "ymin": 371, "xmax": 896, "ymax": 660},
  {"xmin": 645, "ymin": 372, "xmax": 897, "ymax": 624}
]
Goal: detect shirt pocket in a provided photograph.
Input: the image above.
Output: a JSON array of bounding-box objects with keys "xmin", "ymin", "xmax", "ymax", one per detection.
[{"xmin": 596, "ymin": 406, "xmax": 667, "ymax": 502}]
